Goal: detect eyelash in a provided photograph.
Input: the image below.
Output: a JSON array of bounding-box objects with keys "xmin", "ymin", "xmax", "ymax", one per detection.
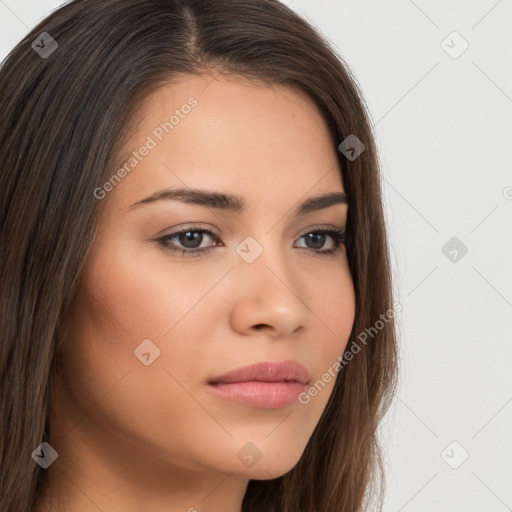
[{"xmin": 155, "ymin": 225, "xmax": 347, "ymax": 258}]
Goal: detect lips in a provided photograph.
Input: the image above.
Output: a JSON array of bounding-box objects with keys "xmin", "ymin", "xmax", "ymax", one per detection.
[
  {"xmin": 207, "ymin": 360, "xmax": 311, "ymax": 409},
  {"xmin": 208, "ymin": 360, "xmax": 310, "ymax": 385}
]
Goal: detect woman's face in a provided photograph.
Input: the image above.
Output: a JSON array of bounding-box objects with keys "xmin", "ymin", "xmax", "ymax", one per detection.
[{"xmin": 53, "ymin": 73, "xmax": 355, "ymax": 487}]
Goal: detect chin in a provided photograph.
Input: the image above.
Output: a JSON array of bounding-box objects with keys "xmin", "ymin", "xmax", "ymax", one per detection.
[{"xmin": 229, "ymin": 452, "xmax": 304, "ymax": 481}]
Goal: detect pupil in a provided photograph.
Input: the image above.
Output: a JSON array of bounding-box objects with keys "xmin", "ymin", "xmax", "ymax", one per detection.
[
  {"xmin": 179, "ymin": 231, "xmax": 202, "ymax": 249},
  {"xmin": 307, "ymin": 233, "xmax": 325, "ymax": 249}
]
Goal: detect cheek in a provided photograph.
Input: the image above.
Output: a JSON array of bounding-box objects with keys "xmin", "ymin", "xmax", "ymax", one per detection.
[
  {"xmin": 79, "ymin": 234, "xmax": 224, "ymax": 339},
  {"xmin": 56, "ymin": 259, "xmax": 222, "ymax": 466},
  {"xmin": 310, "ymin": 268, "xmax": 356, "ymax": 352},
  {"xmin": 323, "ymin": 272, "xmax": 355, "ymax": 334},
  {"xmin": 300, "ymin": 271, "xmax": 355, "ymax": 404},
  {"xmin": 64, "ymin": 238, "xmax": 230, "ymax": 404}
]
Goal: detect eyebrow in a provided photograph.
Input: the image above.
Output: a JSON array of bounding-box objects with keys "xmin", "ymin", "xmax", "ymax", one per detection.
[{"xmin": 128, "ymin": 188, "xmax": 348, "ymax": 216}]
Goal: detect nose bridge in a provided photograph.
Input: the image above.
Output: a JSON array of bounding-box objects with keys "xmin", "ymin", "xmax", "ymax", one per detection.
[
  {"xmin": 235, "ymin": 229, "xmax": 285, "ymax": 276},
  {"xmin": 233, "ymin": 230, "xmax": 304, "ymax": 306}
]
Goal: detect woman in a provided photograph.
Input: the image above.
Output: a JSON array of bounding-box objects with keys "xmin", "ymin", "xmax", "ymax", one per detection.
[{"xmin": 0, "ymin": 0, "xmax": 399, "ymax": 510}]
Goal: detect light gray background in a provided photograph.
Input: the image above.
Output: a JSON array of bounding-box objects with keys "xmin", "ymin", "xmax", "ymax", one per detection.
[{"xmin": 1, "ymin": 1, "xmax": 511, "ymax": 510}]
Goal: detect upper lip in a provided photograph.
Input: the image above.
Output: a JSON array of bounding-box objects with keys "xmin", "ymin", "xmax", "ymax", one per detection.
[{"xmin": 208, "ymin": 360, "xmax": 310, "ymax": 385}]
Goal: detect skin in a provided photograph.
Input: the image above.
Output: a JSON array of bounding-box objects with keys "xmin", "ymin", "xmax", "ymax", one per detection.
[{"xmin": 35, "ymin": 72, "xmax": 356, "ymax": 512}]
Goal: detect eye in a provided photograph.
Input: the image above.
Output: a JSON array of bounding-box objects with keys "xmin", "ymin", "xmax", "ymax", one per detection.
[
  {"xmin": 294, "ymin": 228, "xmax": 347, "ymax": 254},
  {"xmin": 155, "ymin": 225, "xmax": 347, "ymax": 258},
  {"xmin": 156, "ymin": 227, "xmax": 220, "ymax": 256}
]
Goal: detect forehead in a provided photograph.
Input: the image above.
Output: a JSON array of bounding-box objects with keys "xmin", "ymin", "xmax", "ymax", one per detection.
[{"xmin": 107, "ymin": 73, "xmax": 344, "ymax": 211}]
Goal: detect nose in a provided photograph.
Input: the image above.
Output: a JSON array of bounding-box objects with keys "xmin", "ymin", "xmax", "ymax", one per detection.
[{"xmin": 228, "ymin": 238, "xmax": 311, "ymax": 338}]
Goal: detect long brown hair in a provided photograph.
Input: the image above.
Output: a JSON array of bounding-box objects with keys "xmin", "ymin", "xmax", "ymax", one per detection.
[{"xmin": 0, "ymin": 1, "xmax": 398, "ymax": 510}]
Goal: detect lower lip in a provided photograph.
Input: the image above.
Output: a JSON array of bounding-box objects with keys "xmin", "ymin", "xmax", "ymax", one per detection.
[{"xmin": 207, "ymin": 381, "xmax": 307, "ymax": 409}]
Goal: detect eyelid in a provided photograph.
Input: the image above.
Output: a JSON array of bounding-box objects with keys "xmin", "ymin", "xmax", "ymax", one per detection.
[
  {"xmin": 159, "ymin": 222, "xmax": 345, "ymax": 240},
  {"xmin": 156, "ymin": 222, "xmax": 218, "ymax": 238},
  {"xmin": 296, "ymin": 223, "xmax": 346, "ymax": 236},
  {"xmin": 153, "ymin": 222, "xmax": 347, "ymax": 261}
]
